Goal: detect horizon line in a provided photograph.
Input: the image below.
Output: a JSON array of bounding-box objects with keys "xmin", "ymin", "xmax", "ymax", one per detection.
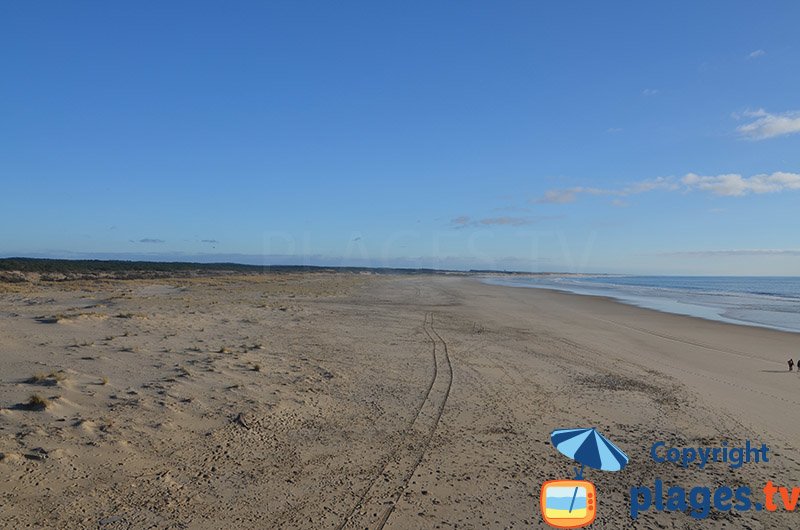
[{"xmin": 1, "ymin": 256, "xmax": 799, "ymax": 278}]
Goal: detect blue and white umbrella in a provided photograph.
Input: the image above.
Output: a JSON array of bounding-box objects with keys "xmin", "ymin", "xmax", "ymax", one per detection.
[{"xmin": 550, "ymin": 427, "xmax": 629, "ymax": 477}]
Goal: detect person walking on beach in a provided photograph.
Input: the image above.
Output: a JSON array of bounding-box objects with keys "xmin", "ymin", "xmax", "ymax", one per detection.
[{"xmin": 789, "ymin": 359, "xmax": 794, "ymax": 372}]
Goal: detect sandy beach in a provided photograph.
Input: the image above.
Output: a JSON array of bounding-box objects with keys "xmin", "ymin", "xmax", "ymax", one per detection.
[{"xmin": 1, "ymin": 273, "xmax": 799, "ymax": 529}]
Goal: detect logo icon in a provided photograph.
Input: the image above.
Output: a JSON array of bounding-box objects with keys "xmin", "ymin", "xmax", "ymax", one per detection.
[
  {"xmin": 541, "ymin": 479, "xmax": 597, "ymax": 528},
  {"xmin": 541, "ymin": 427, "xmax": 629, "ymax": 529}
]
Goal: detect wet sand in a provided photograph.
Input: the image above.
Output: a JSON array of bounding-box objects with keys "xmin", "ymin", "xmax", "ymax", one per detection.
[{"xmin": 1, "ymin": 274, "xmax": 798, "ymax": 529}]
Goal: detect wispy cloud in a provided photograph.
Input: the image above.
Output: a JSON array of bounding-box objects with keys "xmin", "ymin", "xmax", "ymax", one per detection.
[
  {"xmin": 747, "ymin": 49, "xmax": 766, "ymax": 59},
  {"xmin": 736, "ymin": 109, "xmax": 800, "ymax": 140},
  {"xmin": 682, "ymin": 172, "xmax": 800, "ymax": 196},
  {"xmin": 642, "ymin": 88, "xmax": 659, "ymax": 96},
  {"xmin": 492, "ymin": 204, "xmax": 532, "ymax": 213},
  {"xmin": 538, "ymin": 188, "xmax": 601, "ymax": 204},
  {"xmin": 536, "ymin": 177, "xmax": 676, "ymax": 204},
  {"xmin": 135, "ymin": 238, "xmax": 165, "ymax": 244},
  {"xmin": 450, "ymin": 215, "xmax": 554, "ymax": 228},
  {"xmin": 478, "ymin": 217, "xmax": 537, "ymax": 227},
  {"xmin": 659, "ymin": 249, "xmax": 800, "ymax": 257},
  {"xmin": 200, "ymin": 239, "xmax": 219, "ymax": 244},
  {"xmin": 538, "ymin": 172, "xmax": 800, "ymax": 203},
  {"xmin": 451, "ymin": 215, "xmax": 472, "ymax": 227}
]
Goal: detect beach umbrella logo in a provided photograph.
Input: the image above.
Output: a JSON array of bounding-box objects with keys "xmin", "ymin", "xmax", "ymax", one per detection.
[{"xmin": 540, "ymin": 427, "xmax": 629, "ymax": 529}]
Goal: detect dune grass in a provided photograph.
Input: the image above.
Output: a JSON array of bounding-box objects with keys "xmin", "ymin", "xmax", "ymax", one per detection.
[
  {"xmin": 28, "ymin": 371, "xmax": 67, "ymax": 385},
  {"xmin": 24, "ymin": 394, "xmax": 51, "ymax": 410}
]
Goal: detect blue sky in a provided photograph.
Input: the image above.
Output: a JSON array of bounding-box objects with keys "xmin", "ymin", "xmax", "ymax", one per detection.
[{"xmin": 2, "ymin": 1, "xmax": 799, "ymax": 274}]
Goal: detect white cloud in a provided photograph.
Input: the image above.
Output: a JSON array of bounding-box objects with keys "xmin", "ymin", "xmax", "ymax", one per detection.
[
  {"xmin": 642, "ymin": 88, "xmax": 659, "ymax": 96},
  {"xmin": 736, "ymin": 109, "xmax": 800, "ymax": 140},
  {"xmin": 682, "ymin": 172, "xmax": 800, "ymax": 196},
  {"xmin": 538, "ymin": 172, "xmax": 800, "ymax": 203},
  {"xmin": 747, "ymin": 49, "xmax": 766, "ymax": 59}
]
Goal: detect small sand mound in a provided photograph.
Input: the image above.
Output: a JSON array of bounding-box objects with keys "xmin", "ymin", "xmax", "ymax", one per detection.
[
  {"xmin": 74, "ymin": 419, "xmax": 98, "ymax": 432},
  {"xmin": 74, "ymin": 312, "xmax": 109, "ymax": 322},
  {"xmin": 0, "ymin": 452, "xmax": 24, "ymax": 465}
]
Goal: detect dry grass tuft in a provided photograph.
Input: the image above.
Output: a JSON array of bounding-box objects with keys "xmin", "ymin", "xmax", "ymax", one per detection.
[
  {"xmin": 29, "ymin": 373, "xmax": 48, "ymax": 384},
  {"xmin": 28, "ymin": 371, "xmax": 67, "ymax": 385},
  {"xmin": 36, "ymin": 314, "xmax": 67, "ymax": 324},
  {"xmin": 24, "ymin": 394, "xmax": 51, "ymax": 410}
]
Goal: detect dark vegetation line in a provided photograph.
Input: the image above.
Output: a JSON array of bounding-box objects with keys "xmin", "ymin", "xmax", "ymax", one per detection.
[
  {"xmin": 0, "ymin": 257, "xmax": 459, "ymax": 276},
  {"xmin": 0, "ymin": 257, "xmax": 581, "ymax": 280}
]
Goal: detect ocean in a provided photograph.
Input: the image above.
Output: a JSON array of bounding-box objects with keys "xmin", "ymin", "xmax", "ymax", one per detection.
[{"xmin": 483, "ymin": 275, "xmax": 800, "ymax": 333}]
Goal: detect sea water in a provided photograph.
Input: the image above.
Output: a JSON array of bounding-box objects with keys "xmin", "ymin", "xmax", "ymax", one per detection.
[{"xmin": 484, "ymin": 276, "xmax": 800, "ymax": 333}]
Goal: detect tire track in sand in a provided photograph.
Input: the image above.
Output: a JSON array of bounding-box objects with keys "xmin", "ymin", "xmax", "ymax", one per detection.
[{"xmin": 338, "ymin": 312, "xmax": 453, "ymax": 530}]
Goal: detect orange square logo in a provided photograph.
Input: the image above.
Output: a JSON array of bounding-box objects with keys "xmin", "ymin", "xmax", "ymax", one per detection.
[{"xmin": 540, "ymin": 480, "xmax": 597, "ymax": 529}]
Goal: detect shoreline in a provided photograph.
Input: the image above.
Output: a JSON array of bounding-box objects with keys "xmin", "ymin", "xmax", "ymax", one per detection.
[{"xmin": 482, "ymin": 276, "xmax": 800, "ymax": 334}]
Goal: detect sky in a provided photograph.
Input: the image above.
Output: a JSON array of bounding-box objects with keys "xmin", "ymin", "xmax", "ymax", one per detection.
[{"xmin": 2, "ymin": 1, "xmax": 799, "ymax": 274}]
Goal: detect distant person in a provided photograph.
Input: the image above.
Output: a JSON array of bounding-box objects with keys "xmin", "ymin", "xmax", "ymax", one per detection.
[{"xmin": 789, "ymin": 359, "xmax": 794, "ymax": 372}]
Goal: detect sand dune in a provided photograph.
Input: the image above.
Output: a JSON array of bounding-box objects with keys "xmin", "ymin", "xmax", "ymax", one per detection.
[{"xmin": 1, "ymin": 274, "xmax": 798, "ymax": 528}]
